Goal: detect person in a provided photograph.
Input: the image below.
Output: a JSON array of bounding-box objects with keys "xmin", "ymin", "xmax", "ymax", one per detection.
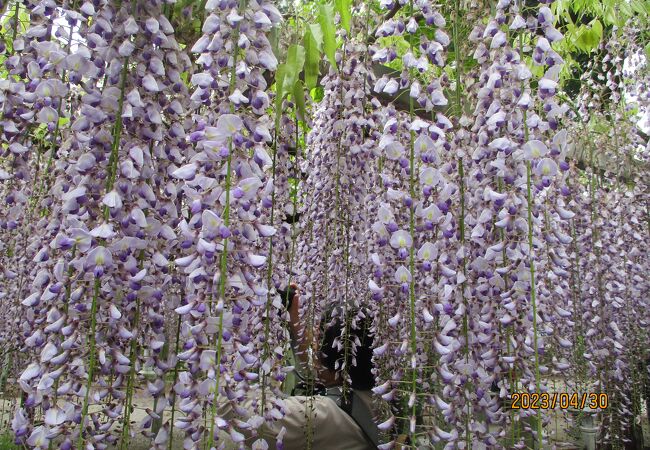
[
  {"xmin": 282, "ymin": 284, "xmax": 375, "ymax": 391},
  {"xmin": 279, "ymin": 284, "xmax": 378, "ymax": 449},
  {"xmin": 217, "ymin": 285, "xmax": 379, "ymax": 450}
]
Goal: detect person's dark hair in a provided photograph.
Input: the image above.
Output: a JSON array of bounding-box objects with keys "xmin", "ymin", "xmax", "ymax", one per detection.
[
  {"xmin": 277, "ymin": 286, "xmax": 297, "ymax": 310},
  {"xmin": 319, "ymin": 307, "xmax": 375, "ymax": 390}
]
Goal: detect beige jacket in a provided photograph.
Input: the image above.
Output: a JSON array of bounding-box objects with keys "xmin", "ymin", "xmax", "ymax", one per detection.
[
  {"xmin": 218, "ymin": 389, "xmax": 375, "ymax": 450},
  {"xmin": 262, "ymin": 395, "xmax": 374, "ymax": 450}
]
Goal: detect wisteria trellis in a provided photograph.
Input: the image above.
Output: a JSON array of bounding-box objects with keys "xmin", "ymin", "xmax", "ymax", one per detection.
[{"xmin": 0, "ymin": 0, "xmax": 648, "ymax": 448}]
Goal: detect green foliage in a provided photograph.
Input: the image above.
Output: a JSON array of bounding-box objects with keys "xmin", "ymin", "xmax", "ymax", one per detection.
[
  {"xmin": 378, "ymin": 35, "xmax": 411, "ymax": 73},
  {"xmin": 303, "ymin": 25, "xmax": 323, "ymax": 89},
  {"xmin": 284, "ymin": 2, "xmax": 339, "ymax": 94},
  {"xmin": 318, "ymin": 3, "xmax": 338, "ymax": 71},
  {"xmin": 554, "ymin": 10, "xmax": 603, "ymax": 54},
  {"xmin": 269, "ymin": 25, "xmax": 281, "ymax": 59},
  {"xmin": 292, "ymin": 80, "xmax": 307, "ymax": 122},
  {"xmin": 553, "ymin": 0, "xmax": 639, "ymax": 54},
  {"xmin": 555, "ymin": 0, "xmax": 632, "ymax": 27},
  {"xmin": 575, "ymin": 19, "xmax": 602, "ymax": 52},
  {"xmin": 544, "ymin": 0, "xmax": 648, "ymax": 99},
  {"xmin": 0, "ymin": 2, "xmax": 25, "ymax": 65},
  {"xmin": 282, "ymin": 45, "xmax": 305, "ymax": 95},
  {"xmin": 275, "ymin": 45, "xmax": 308, "ymax": 126},
  {"xmin": 334, "ymin": 0, "xmax": 352, "ymax": 34},
  {"xmin": 310, "ymin": 86, "xmax": 325, "ymax": 102}
]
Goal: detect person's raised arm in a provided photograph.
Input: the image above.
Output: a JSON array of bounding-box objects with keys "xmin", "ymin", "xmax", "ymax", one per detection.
[{"xmin": 285, "ymin": 286, "xmax": 339, "ymax": 387}]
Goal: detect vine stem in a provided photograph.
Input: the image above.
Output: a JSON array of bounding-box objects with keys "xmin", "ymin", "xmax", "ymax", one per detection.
[
  {"xmin": 207, "ymin": 139, "xmax": 233, "ymax": 449},
  {"xmin": 520, "ymin": 96, "xmax": 542, "ymax": 450},
  {"xmin": 515, "ymin": 22, "xmax": 543, "ymax": 446},
  {"xmin": 341, "ymin": 206, "xmax": 353, "ymax": 401},
  {"xmin": 47, "ymin": 244, "xmax": 77, "ymax": 450},
  {"xmin": 76, "ymin": 278, "xmax": 101, "ymax": 450},
  {"xmin": 405, "ymin": 0, "xmax": 418, "ymax": 444},
  {"xmin": 280, "ymin": 105, "xmax": 302, "ymax": 402},
  {"xmin": 77, "ymin": 1, "xmax": 133, "ymax": 445},
  {"xmin": 497, "ymin": 176, "xmax": 518, "ymax": 447},
  {"xmin": 451, "ymin": 0, "xmax": 471, "ymax": 446},
  {"xmin": 524, "ymin": 159, "xmax": 543, "ymax": 447},
  {"xmin": 167, "ymin": 294, "xmax": 184, "ymax": 450},
  {"xmin": 334, "ymin": 35, "xmax": 353, "ymax": 403},
  {"xmin": 260, "ymin": 78, "xmax": 283, "ymax": 417},
  {"xmin": 119, "ymin": 296, "xmax": 142, "ymax": 449},
  {"xmin": 119, "ymin": 250, "xmax": 145, "ymax": 449},
  {"xmin": 206, "ymin": 0, "xmax": 247, "ymax": 445}
]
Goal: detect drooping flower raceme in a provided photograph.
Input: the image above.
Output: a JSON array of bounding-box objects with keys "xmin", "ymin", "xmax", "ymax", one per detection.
[
  {"xmin": 174, "ymin": 0, "xmax": 284, "ymax": 448},
  {"xmin": 11, "ymin": 1, "xmax": 192, "ymax": 448}
]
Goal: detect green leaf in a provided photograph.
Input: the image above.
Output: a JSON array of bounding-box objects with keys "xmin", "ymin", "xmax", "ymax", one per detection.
[
  {"xmin": 552, "ymin": 0, "xmax": 566, "ymax": 20},
  {"xmin": 631, "ymin": 0, "xmax": 650, "ymax": 14},
  {"xmin": 180, "ymin": 71, "xmax": 190, "ymax": 85},
  {"xmin": 645, "ymin": 42, "xmax": 650, "ymax": 60},
  {"xmin": 318, "ymin": 3, "xmax": 338, "ymax": 71},
  {"xmin": 530, "ymin": 61, "xmax": 545, "ymax": 79},
  {"xmin": 282, "ymin": 44, "xmax": 305, "ymax": 94},
  {"xmin": 309, "ymin": 24, "xmax": 324, "ymax": 52},
  {"xmin": 269, "ymin": 26, "xmax": 281, "ymax": 60},
  {"xmin": 591, "ymin": 19, "xmax": 602, "ymax": 40},
  {"xmin": 293, "ymin": 80, "xmax": 307, "ymax": 122},
  {"xmin": 574, "ymin": 20, "xmax": 602, "ymax": 52},
  {"xmin": 618, "ymin": 1, "xmax": 633, "ymax": 20},
  {"xmin": 603, "ymin": 7, "xmax": 618, "ymax": 26},
  {"xmin": 572, "ymin": 0, "xmax": 590, "ymax": 13},
  {"xmin": 334, "ymin": 0, "xmax": 351, "ymax": 33},
  {"xmin": 310, "ymin": 86, "xmax": 325, "ymax": 102},
  {"xmin": 304, "ymin": 26, "xmax": 322, "ymax": 89},
  {"xmin": 565, "ymin": 16, "xmax": 576, "ymax": 30}
]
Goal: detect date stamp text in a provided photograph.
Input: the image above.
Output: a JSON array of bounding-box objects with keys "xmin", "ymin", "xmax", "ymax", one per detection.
[{"xmin": 510, "ymin": 393, "xmax": 608, "ymax": 410}]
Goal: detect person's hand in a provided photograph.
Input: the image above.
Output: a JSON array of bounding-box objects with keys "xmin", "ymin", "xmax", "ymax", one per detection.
[{"xmin": 283, "ymin": 285, "xmax": 340, "ymax": 387}]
